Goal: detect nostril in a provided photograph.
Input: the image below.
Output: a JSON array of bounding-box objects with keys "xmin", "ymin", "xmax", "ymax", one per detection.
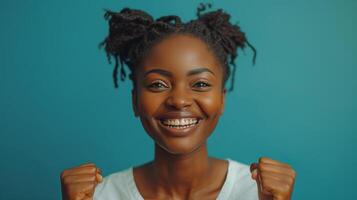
[{"xmin": 165, "ymin": 96, "xmax": 192, "ymax": 109}]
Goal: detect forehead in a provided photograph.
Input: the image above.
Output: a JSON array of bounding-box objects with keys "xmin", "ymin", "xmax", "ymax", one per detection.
[{"xmin": 141, "ymin": 34, "xmax": 222, "ymax": 75}]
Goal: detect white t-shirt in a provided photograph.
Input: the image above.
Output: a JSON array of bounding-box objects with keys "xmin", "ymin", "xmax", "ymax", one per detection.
[{"xmin": 94, "ymin": 158, "xmax": 258, "ymax": 200}]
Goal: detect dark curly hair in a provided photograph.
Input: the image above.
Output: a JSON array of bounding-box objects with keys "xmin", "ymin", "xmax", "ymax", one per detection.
[{"xmin": 99, "ymin": 3, "xmax": 256, "ymax": 91}]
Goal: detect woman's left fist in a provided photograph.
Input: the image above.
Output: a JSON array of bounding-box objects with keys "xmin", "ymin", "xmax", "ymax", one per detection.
[{"xmin": 250, "ymin": 157, "xmax": 296, "ymax": 200}]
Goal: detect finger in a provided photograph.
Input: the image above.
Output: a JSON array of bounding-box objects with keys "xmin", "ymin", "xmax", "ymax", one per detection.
[
  {"xmin": 250, "ymin": 166, "xmax": 275, "ymax": 199},
  {"xmin": 260, "ymin": 176, "xmax": 290, "ymax": 197},
  {"xmin": 78, "ymin": 162, "xmax": 96, "ymax": 167},
  {"xmin": 96, "ymin": 173, "xmax": 103, "ymax": 183},
  {"xmin": 260, "ymin": 171, "xmax": 295, "ymax": 185},
  {"xmin": 257, "ymin": 170, "xmax": 273, "ymax": 197},
  {"xmin": 258, "ymin": 162, "xmax": 295, "ymax": 175},
  {"xmin": 84, "ymin": 192, "xmax": 95, "ymax": 200},
  {"xmin": 74, "ymin": 192, "xmax": 86, "ymax": 200},
  {"xmin": 62, "ymin": 166, "xmax": 97, "ymax": 178},
  {"xmin": 255, "ymin": 169, "xmax": 262, "ymax": 192},
  {"xmin": 67, "ymin": 181, "xmax": 97, "ymax": 198},
  {"xmin": 259, "ymin": 157, "xmax": 291, "ymax": 168},
  {"xmin": 62, "ymin": 174, "xmax": 97, "ymax": 184}
]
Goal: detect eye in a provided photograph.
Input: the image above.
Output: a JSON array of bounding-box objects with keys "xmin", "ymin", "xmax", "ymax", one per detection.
[
  {"xmin": 147, "ymin": 80, "xmax": 169, "ymax": 91},
  {"xmin": 192, "ymin": 81, "xmax": 211, "ymax": 90}
]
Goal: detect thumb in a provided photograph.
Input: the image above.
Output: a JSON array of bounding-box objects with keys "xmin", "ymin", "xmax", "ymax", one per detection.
[
  {"xmin": 95, "ymin": 173, "xmax": 103, "ymax": 183},
  {"xmin": 95, "ymin": 168, "xmax": 103, "ymax": 184},
  {"xmin": 250, "ymin": 163, "xmax": 262, "ymax": 195},
  {"xmin": 250, "ymin": 163, "xmax": 258, "ymax": 180}
]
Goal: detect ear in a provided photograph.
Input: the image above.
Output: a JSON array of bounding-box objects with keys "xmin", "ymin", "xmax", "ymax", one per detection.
[
  {"xmin": 219, "ymin": 88, "xmax": 226, "ymax": 116},
  {"xmin": 131, "ymin": 89, "xmax": 139, "ymax": 117}
]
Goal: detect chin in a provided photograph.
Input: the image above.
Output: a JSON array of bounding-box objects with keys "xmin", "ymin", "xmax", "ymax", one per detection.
[{"xmin": 156, "ymin": 138, "xmax": 205, "ymax": 156}]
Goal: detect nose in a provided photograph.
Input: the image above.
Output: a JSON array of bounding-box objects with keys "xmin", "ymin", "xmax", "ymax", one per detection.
[{"xmin": 165, "ymin": 86, "xmax": 192, "ymax": 110}]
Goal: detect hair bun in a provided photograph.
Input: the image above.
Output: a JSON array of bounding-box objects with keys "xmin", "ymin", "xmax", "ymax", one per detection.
[
  {"xmin": 198, "ymin": 9, "xmax": 246, "ymax": 53},
  {"xmin": 102, "ymin": 8, "xmax": 154, "ymax": 55},
  {"xmin": 100, "ymin": 8, "xmax": 155, "ymax": 85}
]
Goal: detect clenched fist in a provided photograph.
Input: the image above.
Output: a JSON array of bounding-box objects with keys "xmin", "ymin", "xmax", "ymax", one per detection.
[
  {"xmin": 250, "ymin": 157, "xmax": 296, "ymax": 200},
  {"xmin": 60, "ymin": 163, "xmax": 103, "ymax": 200}
]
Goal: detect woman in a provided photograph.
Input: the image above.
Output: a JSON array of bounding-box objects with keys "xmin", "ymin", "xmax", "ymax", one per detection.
[{"xmin": 60, "ymin": 3, "xmax": 296, "ymax": 200}]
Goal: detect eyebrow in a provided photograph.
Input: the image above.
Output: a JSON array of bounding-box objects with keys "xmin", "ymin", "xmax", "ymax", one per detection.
[{"xmin": 144, "ymin": 67, "xmax": 215, "ymax": 77}]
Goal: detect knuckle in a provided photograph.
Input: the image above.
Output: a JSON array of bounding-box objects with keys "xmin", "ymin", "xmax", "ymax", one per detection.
[
  {"xmin": 291, "ymin": 169, "xmax": 297, "ymax": 178},
  {"xmin": 89, "ymin": 175, "xmax": 96, "ymax": 181},
  {"xmin": 285, "ymin": 163, "xmax": 292, "ymax": 168},
  {"xmin": 88, "ymin": 167, "xmax": 97, "ymax": 174},
  {"xmin": 257, "ymin": 162, "xmax": 265, "ymax": 171},
  {"xmin": 62, "ymin": 176, "xmax": 71, "ymax": 185},
  {"xmin": 286, "ymin": 176, "xmax": 294, "ymax": 184},
  {"xmin": 282, "ymin": 182, "xmax": 291, "ymax": 192},
  {"xmin": 84, "ymin": 165, "xmax": 96, "ymax": 171},
  {"xmin": 82, "ymin": 162, "xmax": 96, "ymax": 166},
  {"xmin": 258, "ymin": 157, "xmax": 266, "ymax": 163},
  {"xmin": 60, "ymin": 170, "xmax": 67, "ymax": 179}
]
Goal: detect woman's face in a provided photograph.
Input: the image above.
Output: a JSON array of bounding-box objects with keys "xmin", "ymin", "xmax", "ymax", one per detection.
[{"xmin": 132, "ymin": 34, "xmax": 226, "ymax": 155}]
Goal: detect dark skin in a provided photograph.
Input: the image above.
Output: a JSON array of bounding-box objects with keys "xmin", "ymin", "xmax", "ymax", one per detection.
[
  {"xmin": 132, "ymin": 34, "xmax": 295, "ymax": 200},
  {"xmin": 131, "ymin": 34, "xmax": 228, "ymax": 200},
  {"xmin": 60, "ymin": 34, "xmax": 296, "ymax": 200}
]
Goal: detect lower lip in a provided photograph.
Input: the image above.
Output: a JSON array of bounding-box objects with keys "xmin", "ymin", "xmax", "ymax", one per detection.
[{"xmin": 158, "ymin": 120, "xmax": 201, "ymax": 137}]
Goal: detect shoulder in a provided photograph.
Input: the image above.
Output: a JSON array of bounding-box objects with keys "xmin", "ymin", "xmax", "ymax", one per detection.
[
  {"xmin": 218, "ymin": 158, "xmax": 259, "ymax": 200},
  {"xmin": 93, "ymin": 167, "xmax": 137, "ymax": 200},
  {"xmin": 227, "ymin": 158, "xmax": 253, "ymax": 179}
]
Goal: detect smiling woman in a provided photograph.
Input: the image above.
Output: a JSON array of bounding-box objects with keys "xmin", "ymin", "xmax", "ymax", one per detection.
[
  {"xmin": 134, "ymin": 34, "xmax": 225, "ymax": 155},
  {"xmin": 60, "ymin": 3, "xmax": 296, "ymax": 200}
]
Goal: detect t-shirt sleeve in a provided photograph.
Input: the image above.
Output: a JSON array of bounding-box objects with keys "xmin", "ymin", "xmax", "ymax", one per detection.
[
  {"xmin": 93, "ymin": 168, "xmax": 136, "ymax": 200},
  {"xmin": 225, "ymin": 159, "xmax": 259, "ymax": 200}
]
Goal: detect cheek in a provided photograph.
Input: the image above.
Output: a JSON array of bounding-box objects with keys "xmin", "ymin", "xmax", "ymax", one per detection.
[
  {"xmin": 137, "ymin": 91, "xmax": 163, "ymax": 118},
  {"xmin": 136, "ymin": 91, "xmax": 164, "ymax": 139},
  {"xmin": 198, "ymin": 92, "xmax": 223, "ymax": 119}
]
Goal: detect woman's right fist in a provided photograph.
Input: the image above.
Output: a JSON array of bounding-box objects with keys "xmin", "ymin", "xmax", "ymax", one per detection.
[{"xmin": 60, "ymin": 163, "xmax": 103, "ymax": 200}]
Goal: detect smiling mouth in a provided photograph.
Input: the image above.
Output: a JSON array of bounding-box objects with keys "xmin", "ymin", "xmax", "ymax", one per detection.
[{"xmin": 159, "ymin": 118, "xmax": 201, "ymax": 130}]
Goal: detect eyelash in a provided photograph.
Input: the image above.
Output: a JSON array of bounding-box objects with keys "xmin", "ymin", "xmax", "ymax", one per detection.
[
  {"xmin": 147, "ymin": 80, "xmax": 211, "ymax": 91},
  {"xmin": 148, "ymin": 81, "xmax": 168, "ymax": 89},
  {"xmin": 193, "ymin": 81, "xmax": 211, "ymax": 88}
]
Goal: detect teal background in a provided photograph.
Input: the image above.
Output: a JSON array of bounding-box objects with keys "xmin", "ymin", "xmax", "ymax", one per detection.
[{"xmin": 1, "ymin": 0, "xmax": 356, "ymax": 199}]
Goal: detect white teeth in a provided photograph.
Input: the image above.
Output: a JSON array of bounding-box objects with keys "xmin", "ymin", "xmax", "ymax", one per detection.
[{"xmin": 161, "ymin": 118, "xmax": 198, "ymax": 126}]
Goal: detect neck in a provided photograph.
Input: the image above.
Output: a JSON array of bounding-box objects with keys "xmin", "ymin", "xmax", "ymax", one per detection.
[{"xmin": 151, "ymin": 142, "xmax": 212, "ymax": 197}]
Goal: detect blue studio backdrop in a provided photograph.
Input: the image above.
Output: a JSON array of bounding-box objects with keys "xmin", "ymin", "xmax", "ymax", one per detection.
[{"xmin": 1, "ymin": 0, "xmax": 356, "ymax": 199}]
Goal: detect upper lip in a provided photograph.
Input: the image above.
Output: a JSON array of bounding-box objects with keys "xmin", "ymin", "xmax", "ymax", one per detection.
[{"xmin": 157, "ymin": 111, "xmax": 202, "ymax": 120}]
